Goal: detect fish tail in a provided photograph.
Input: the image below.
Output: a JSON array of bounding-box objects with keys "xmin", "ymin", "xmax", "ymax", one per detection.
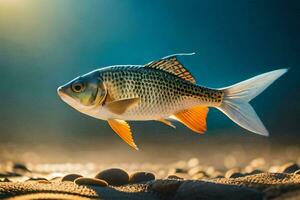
[{"xmin": 216, "ymin": 69, "xmax": 288, "ymax": 136}]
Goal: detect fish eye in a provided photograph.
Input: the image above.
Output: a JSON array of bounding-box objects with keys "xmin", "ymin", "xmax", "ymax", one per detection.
[{"xmin": 71, "ymin": 81, "xmax": 85, "ymax": 93}]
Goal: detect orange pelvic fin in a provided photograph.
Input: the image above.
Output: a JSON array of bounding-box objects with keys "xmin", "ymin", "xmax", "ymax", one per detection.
[
  {"xmin": 172, "ymin": 106, "xmax": 209, "ymax": 134},
  {"xmin": 158, "ymin": 118, "xmax": 176, "ymax": 128},
  {"xmin": 107, "ymin": 119, "xmax": 138, "ymax": 150}
]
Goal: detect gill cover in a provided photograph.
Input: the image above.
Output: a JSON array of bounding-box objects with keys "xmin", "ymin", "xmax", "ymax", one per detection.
[{"xmin": 58, "ymin": 71, "xmax": 107, "ymax": 109}]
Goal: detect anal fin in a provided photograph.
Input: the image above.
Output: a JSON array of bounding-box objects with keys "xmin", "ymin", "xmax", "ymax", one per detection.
[
  {"xmin": 172, "ymin": 106, "xmax": 209, "ymax": 134},
  {"xmin": 158, "ymin": 118, "xmax": 176, "ymax": 128},
  {"xmin": 107, "ymin": 119, "xmax": 138, "ymax": 150}
]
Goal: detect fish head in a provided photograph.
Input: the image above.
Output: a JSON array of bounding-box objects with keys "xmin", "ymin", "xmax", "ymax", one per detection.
[{"xmin": 57, "ymin": 71, "xmax": 107, "ymax": 112}]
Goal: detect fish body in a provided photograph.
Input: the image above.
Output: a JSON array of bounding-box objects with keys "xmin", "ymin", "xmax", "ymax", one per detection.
[
  {"xmin": 96, "ymin": 65, "xmax": 223, "ymax": 121},
  {"xmin": 58, "ymin": 54, "xmax": 287, "ymax": 150}
]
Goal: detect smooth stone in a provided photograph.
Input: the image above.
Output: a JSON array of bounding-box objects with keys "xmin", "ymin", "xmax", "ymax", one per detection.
[
  {"xmin": 187, "ymin": 158, "xmax": 199, "ymax": 168},
  {"xmin": 0, "ymin": 178, "xmax": 10, "ymax": 182},
  {"xmin": 244, "ymin": 165, "xmax": 254, "ymax": 173},
  {"xmin": 188, "ymin": 167, "xmax": 205, "ymax": 176},
  {"xmin": 229, "ymin": 172, "xmax": 244, "ymax": 178},
  {"xmin": 210, "ymin": 171, "xmax": 224, "ymax": 178},
  {"xmin": 129, "ymin": 172, "xmax": 155, "ymax": 183},
  {"xmin": 205, "ymin": 167, "xmax": 216, "ymax": 176},
  {"xmin": 2, "ymin": 172, "xmax": 21, "ymax": 177},
  {"xmin": 192, "ymin": 171, "xmax": 209, "ymax": 180},
  {"xmin": 171, "ymin": 173, "xmax": 190, "ymax": 180},
  {"xmin": 294, "ymin": 169, "xmax": 300, "ymax": 175},
  {"xmin": 169, "ymin": 168, "xmax": 188, "ymax": 174},
  {"xmin": 26, "ymin": 177, "xmax": 48, "ymax": 182},
  {"xmin": 269, "ymin": 166, "xmax": 281, "ymax": 173},
  {"xmin": 13, "ymin": 163, "xmax": 31, "ymax": 172},
  {"xmin": 225, "ymin": 168, "xmax": 244, "ymax": 178},
  {"xmin": 167, "ymin": 175, "xmax": 184, "ymax": 180},
  {"xmin": 247, "ymin": 169, "xmax": 263, "ymax": 175},
  {"xmin": 214, "ymin": 175, "xmax": 225, "ymax": 178},
  {"xmin": 280, "ymin": 163, "xmax": 300, "ymax": 173},
  {"xmin": 225, "ymin": 168, "xmax": 239, "ymax": 178},
  {"xmin": 249, "ymin": 158, "xmax": 266, "ymax": 168},
  {"xmin": 75, "ymin": 177, "xmax": 108, "ymax": 187},
  {"xmin": 62, "ymin": 174, "xmax": 83, "ymax": 182},
  {"xmin": 50, "ymin": 177, "xmax": 62, "ymax": 182},
  {"xmin": 95, "ymin": 168, "xmax": 129, "ymax": 186},
  {"xmin": 174, "ymin": 180, "xmax": 263, "ymax": 200}
]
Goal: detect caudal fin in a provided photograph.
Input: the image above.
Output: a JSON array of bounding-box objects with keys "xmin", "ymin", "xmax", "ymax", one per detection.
[{"xmin": 217, "ymin": 69, "xmax": 288, "ymax": 136}]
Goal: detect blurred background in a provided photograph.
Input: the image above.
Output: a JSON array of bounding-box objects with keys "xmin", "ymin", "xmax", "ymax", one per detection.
[{"xmin": 0, "ymin": 0, "xmax": 299, "ymax": 168}]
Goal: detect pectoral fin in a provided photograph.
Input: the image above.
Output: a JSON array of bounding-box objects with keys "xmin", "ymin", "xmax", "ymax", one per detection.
[
  {"xmin": 105, "ymin": 97, "xmax": 140, "ymax": 115},
  {"xmin": 158, "ymin": 118, "xmax": 176, "ymax": 128},
  {"xmin": 172, "ymin": 106, "xmax": 209, "ymax": 134},
  {"xmin": 107, "ymin": 119, "xmax": 138, "ymax": 150}
]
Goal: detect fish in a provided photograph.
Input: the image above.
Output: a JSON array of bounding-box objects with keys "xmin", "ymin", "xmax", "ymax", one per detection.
[{"xmin": 57, "ymin": 53, "xmax": 288, "ymax": 150}]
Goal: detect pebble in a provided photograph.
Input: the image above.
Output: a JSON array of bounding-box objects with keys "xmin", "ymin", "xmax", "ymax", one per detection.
[
  {"xmin": 62, "ymin": 174, "xmax": 83, "ymax": 182},
  {"xmin": 1, "ymin": 172, "xmax": 21, "ymax": 177},
  {"xmin": 192, "ymin": 171, "xmax": 208, "ymax": 180},
  {"xmin": 173, "ymin": 160, "xmax": 187, "ymax": 169},
  {"xmin": 167, "ymin": 175, "xmax": 184, "ymax": 180},
  {"xmin": 95, "ymin": 168, "xmax": 129, "ymax": 186},
  {"xmin": 0, "ymin": 178, "xmax": 10, "ymax": 182},
  {"xmin": 205, "ymin": 167, "xmax": 215, "ymax": 176},
  {"xmin": 228, "ymin": 172, "xmax": 244, "ymax": 178},
  {"xmin": 244, "ymin": 165, "xmax": 254, "ymax": 173},
  {"xmin": 187, "ymin": 158, "xmax": 199, "ymax": 168},
  {"xmin": 210, "ymin": 171, "xmax": 224, "ymax": 179},
  {"xmin": 280, "ymin": 163, "xmax": 300, "ymax": 173},
  {"xmin": 50, "ymin": 177, "xmax": 62, "ymax": 182},
  {"xmin": 269, "ymin": 166, "xmax": 281, "ymax": 173},
  {"xmin": 129, "ymin": 172, "xmax": 155, "ymax": 184},
  {"xmin": 294, "ymin": 169, "xmax": 300, "ymax": 175},
  {"xmin": 13, "ymin": 163, "xmax": 31, "ymax": 173},
  {"xmin": 26, "ymin": 177, "xmax": 48, "ymax": 182},
  {"xmin": 247, "ymin": 169, "xmax": 263, "ymax": 176},
  {"xmin": 74, "ymin": 177, "xmax": 108, "ymax": 187},
  {"xmin": 225, "ymin": 168, "xmax": 244, "ymax": 178},
  {"xmin": 192, "ymin": 173, "xmax": 207, "ymax": 180},
  {"xmin": 170, "ymin": 173, "xmax": 190, "ymax": 180},
  {"xmin": 250, "ymin": 158, "xmax": 266, "ymax": 169},
  {"xmin": 188, "ymin": 166, "xmax": 204, "ymax": 176},
  {"xmin": 169, "ymin": 168, "xmax": 187, "ymax": 174}
]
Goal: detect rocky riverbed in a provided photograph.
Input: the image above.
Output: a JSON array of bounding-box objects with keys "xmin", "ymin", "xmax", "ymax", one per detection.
[{"xmin": 0, "ymin": 158, "xmax": 300, "ymax": 199}]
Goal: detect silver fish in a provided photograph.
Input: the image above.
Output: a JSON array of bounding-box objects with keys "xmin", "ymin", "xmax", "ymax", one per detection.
[{"xmin": 57, "ymin": 53, "xmax": 287, "ymax": 149}]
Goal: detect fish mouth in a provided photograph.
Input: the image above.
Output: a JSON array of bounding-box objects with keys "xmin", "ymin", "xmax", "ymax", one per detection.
[
  {"xmin": 57, "ymin": 86, "xmax": 91, "ymax": 112},
  {"xmin": 57, "ymin": 86, "xmax": 67, "ymax": 101},
  {"xmin": 57, "ymin": 86, "xmax": 74, "ymax": 105}
]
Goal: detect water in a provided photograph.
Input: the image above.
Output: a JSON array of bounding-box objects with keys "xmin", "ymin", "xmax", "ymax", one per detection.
[{"xmin": 0, "ymin": 0, "xmax": 299, "ymax": 163}]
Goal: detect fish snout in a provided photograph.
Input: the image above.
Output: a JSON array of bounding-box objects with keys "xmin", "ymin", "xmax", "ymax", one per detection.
[
  {"xmin": 57, "ymin": 86, "xmax": 63, "ymax": 96},
  {"xmin": 57, "ymin": 86, "xmax": 67, "ymax": 99}
]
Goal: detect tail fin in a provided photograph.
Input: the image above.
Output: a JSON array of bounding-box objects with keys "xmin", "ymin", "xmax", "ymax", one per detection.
[{"xmin": 217, "ymin": 69, "xmax": 288, "ymax": 136}]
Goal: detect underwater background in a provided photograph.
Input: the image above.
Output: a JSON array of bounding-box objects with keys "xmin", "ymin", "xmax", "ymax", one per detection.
[{"xmin": 0, "ymin": 0, "xmax": 299, "ymax": 165}]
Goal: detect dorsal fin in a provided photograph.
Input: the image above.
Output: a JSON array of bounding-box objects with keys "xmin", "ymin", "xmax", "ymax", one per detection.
[{"xmin": 144, "ymin": 53, "xmax": 196, "ymax": 84}]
